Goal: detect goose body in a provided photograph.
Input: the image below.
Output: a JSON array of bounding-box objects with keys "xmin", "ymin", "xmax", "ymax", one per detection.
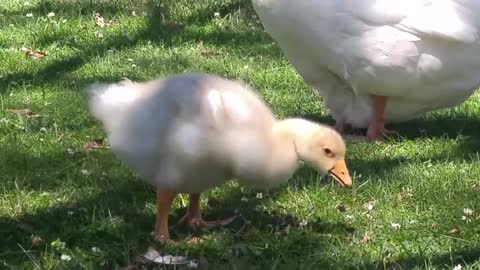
[
  {"xmin": 252, "ymin": 0, "xmax": 480, "ymax": 139},
  {"xmin": 88, "ymin": 73, "xmax": 352, "ymax": 241}
]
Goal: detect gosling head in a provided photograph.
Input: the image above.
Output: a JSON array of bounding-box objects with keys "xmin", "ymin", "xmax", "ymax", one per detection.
[{"xmin": 295, "ymin": 122, "xmax": 352, "ymax": 188}]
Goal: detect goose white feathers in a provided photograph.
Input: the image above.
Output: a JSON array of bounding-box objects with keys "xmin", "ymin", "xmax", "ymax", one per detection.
[
  {"xmin": 88, "ymin": 73, "xmax": 352, "ymax": 242},
  {"xmin": 252, "ymin": 0, "xmax": 480, "ymax": 140}
]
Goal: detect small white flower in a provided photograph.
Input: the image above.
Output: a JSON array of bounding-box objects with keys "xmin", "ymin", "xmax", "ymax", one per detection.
[
  {"xmin": 60, "ymin": 254, "xmax": 71, "ymax": 261},
  {"xmin": 453, "ymin": 264, "xmax": 462, "ymax": 270},
  {"xmin": 299, "ymin": 220, "xmax": 308, "ymax": 227},
  {"xmin": 409, "ymin": 220, "xmax": 417, "ymax": 224},
  {"xmin": 26, "ymin": 13, "xmax": 33, "ymax": 17},
  {"xmin": 365, "ymin": 213, "xmax": 373, "ymax": 219},
  {"xmin": 131, "ymin": 11, "xmax": 137, "ymax": 16},
  {"xmin": 461, "ymin": 216, "xmax": 467, "ymax": 220},
  {"xmin": 243, "ymin": 65, "xmax": 249, "ymax": 70},
  {"xmin": 0, "ymin": 118, "xmax": 8, "ymax": 123},
  {"xmin": 62, "ymin": 19, "xmax": 67, "ymax": 23},
  {"xmin": 131, "ymin": 64, "xmax": 137, "ymax": 67},
  {"xmin": 91, "ymin": 247, "xmax": 101, "ymax": 253},
  {"xmin": 363, "ymin": 202, "xmax": 374, "ymax": 211},
  {"xmin": 94, "ymin": 31, "xmax": 104, "ymax": 38},
  {"xmin": 47, "ymin": 12, "xmax": 55, "ymax": 18},
  {"xmin": 214, "ymin": 12, "xmax": 220, "ymax": 17},
  {"xmin": 391, "ymin": 223, "xmax": 401, "ymax": 230},
  {"xmin": 127, "ymin": 58, "xmax": 134, "ymax": 62},
  {"xmin": 463, "ymin": 208, "xmax": 473, "ymax": 216},
  {"xmin": 51, "ymin": 240, "xmax": 66, "ymax": 250},
  {"xmin": 187, "ymin": 261, "xmax": 198, "ymax": 268},
  {"xmin": 241, "ymin": 196, "xmax": 248, "ymax": 202},
  {"xmin": 67, "ymin": 210, "xmax": 74, "ymax": 215},
  {"xmin": 24, "ymin": 1, "xmax": 30, "ymax": 6},
  {"xmin": 81, "ymin": 169, "xmax": 90, "ymax": 175},
  {"xmin": 256, "ymin": 193, "xmax": 263, "ymax": 199},
  {"xmin": 66, "ymin": 148, "xmax": 74, "ymax": 154},
  {"xmin": 40, "ymin": 127, "xmax": 47, "ymax": 132},
  {"xmin": 345, "ymin": 214, "xmax": 354, "ymax": 220},
  {"xmin": 141, "ymin": 11, "xmax": 148, "ymax": 16}
]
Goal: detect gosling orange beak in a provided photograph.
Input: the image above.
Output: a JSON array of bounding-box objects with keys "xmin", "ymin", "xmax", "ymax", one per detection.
[{"xmin": 328, "ymin": 159, "xmax": 352, "ymax": 188}]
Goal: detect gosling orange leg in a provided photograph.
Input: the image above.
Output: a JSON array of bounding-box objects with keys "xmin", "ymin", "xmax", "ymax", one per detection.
[
  {"xmin": 366, "ymin": 95, "xmax": 397, "ymax": 141},
  {"xmin": 178, "ymin": 193, "xmax": 236, "ymax": 227},
  {"xmin": 154, "ymin": 188, "xmax": 176, "ymax": 242}
]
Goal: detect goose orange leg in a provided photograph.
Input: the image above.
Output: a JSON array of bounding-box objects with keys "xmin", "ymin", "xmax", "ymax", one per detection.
[
  {"xmin": 366, "ymin": 95, "xmax": 397, "ymax": 141},
  {"xmin": 154, "ymin": 188, "xmax": 176, "ymax": 243},
  {"xmin": 178, "ymin": 193, "xmax": 236, "ymax": 227}
]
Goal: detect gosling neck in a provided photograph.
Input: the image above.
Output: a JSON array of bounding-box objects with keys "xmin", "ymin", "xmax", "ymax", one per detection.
[
  {"xmin": 265, "ymin": 118, "xmax": 318, "ymax": 180},
  {"xmin": 273, "ymin": 118, "xmax": 320, "ymax": 159}
]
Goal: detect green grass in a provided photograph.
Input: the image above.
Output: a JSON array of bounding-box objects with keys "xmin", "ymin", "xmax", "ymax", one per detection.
[{"xmin": 1, "ymin": 0, "xmax": 480, "ymax": 269}]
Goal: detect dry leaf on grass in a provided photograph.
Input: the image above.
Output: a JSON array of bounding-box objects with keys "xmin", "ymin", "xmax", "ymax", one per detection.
[
  {"xmin": 187, "ymin": 237, "xmax": 203, "ymax": 245},
  {"xmin": 448, "ymin": 228, "xmax": 459, "ymax": 234},
  {"xmin": 79, "ymin": 138, "xmax": 110, "ymax": 153},
  {"xmin": 23, "ymin": 49, "xmax": 47, "ymax": 59},
  {"xmin": 360, "ymin": 234, "xmax": 371, "ymax": 245},
  {"xmin": 200, "ymin": 48, "xmax": 223, "ymax": 57},
  {"xmin": 95, "ymin": 13, "xmax": 118, "ymax": 28},
  {"xmin": 7, "ymin": 108, "xmax": 42, "ymax": 118},
  {"xmin": 31, "ymin": 235, "xmax": 44, "ymax": 246},
  {"xmin": 398, "ymin": 190, "xmax": 413, "ymax": 200},
  {"xmin": 131, "ymin": 246, "xmax": 200, "ymax": 268}
]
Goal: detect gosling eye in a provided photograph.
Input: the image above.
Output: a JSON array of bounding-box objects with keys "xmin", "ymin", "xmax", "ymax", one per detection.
[{"xmin": 323, "ymin": 148, "xmax": 334, "ymax": 158}]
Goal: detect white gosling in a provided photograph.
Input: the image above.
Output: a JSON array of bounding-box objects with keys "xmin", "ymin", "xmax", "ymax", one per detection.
[{"xmin": 88, "ymin": 72, "xmax": 352, "ymax": 242}]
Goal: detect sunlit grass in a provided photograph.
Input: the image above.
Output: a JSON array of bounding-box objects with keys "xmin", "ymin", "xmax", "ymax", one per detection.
[{"xmin": 0, "ymin": 0, "xmax": 479, "ymax": 269}]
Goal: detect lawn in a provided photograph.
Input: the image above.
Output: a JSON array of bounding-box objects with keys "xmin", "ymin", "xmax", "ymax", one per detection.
[{"xmin": 1, "ymin": 0, "xmax": 480, "ymax": 269}]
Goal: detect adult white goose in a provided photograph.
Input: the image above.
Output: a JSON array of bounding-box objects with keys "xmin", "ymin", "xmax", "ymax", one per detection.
[
  {"xmin": 252, "ymin": 0, "xmax": 480, "ymax": 140},
  {"xmin": 88, "ymin": 73, "xmax": 352, "ymax": 242}
]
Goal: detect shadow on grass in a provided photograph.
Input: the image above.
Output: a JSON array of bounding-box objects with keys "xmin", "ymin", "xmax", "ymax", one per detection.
[
  {"xmin": 0, "ymin": 178, "xmax": 353, "ymax": 268},
  {"xmin": 0, "ymin": 180, "xmax": 156, "ymax": 267},
  {"xmin": 302, "ymin": 111, "xmax": 480, "ymax": 139},
  {"xmin": 392, "ymin": 115, "xmax": 480, "ymax": 140}
]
